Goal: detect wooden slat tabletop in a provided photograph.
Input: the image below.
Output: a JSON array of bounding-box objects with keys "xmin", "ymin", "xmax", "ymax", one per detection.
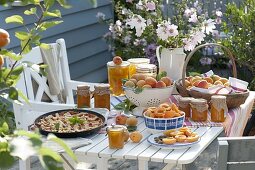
[{"xmin": 74, "ymin": 96, "xmax": 224, "ymax": 166}]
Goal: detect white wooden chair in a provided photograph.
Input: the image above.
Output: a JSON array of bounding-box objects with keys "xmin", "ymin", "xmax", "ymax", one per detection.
[
  {"xmin": 6, "ymin": 38, "xmax": 97, "ymax": 170},
  {"xmin": 217, "ymin": 137, "xmax": 255, "ymax": 170}
]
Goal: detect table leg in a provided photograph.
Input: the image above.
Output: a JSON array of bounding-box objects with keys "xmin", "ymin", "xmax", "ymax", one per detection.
[
  {"xmin": 138, "ymin": 160, "xmax": 148, "ymax": 170},
  {"xmin": 162, "ymin": 163, "xmax": 185, "ymax": 170},
  {"xmin": 19, "ymin": 159, "xmax": 30, "ymax": 170},
  {"xmin": 96, "ymin": 157, "xmax": 109, "ymax": 170}
]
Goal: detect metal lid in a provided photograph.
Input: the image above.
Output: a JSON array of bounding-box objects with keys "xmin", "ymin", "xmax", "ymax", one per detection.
[
  {"xmin": 107, "ymin": 61, "xmax": 130, "ymax": 67},
  {"xmin": 136, "ymin": 64, "xmax": 157, "ymax": 73},
  {"xmin": 94, "ymin": 84, "xmax": 110, "ymax": 90},
  {"xmin": 190, "ymin": 98, "xmax": 207, "ymax": 105},
  {"xmin": 127, "ymin": 58, "xmax": 150, "ymax": 64}
]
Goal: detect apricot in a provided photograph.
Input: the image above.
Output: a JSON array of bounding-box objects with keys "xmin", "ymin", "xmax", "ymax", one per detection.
[
  {"xmin": 136, "ymin": 80, "xmax": 146, "ymax": 88},
  {"xmin": 124, "ymin": 131, "xmax": 129, "ymax": 142},
  {"xmin": 115, "ymin": 115, "xmax": 127, "ymax": 125},
  {"xmin": 126, "ymin": 116, "xmax": 138, "ymax": 126},
  {"xmin": 155, "ymin": 81, "xmax": 166, "ymax": 88},
  {"xmin": 197, "ymin": 80, "xmax": 209, "ymax": 89},
  {"xmin": 129, "ymin": 78, "xmax": 137, "ymax": 85},
  {"xmin": 137, "ymin": 74, "xmax": 147, "ymax": 81},
  {"xmin": 214, "ymin": 80, "xmax": 223, "ymax": 85},
  {"xmin": 170, "ymin": 103, "xmax": 179, "ymax": 112},
  {"xmin": 163, "ymin": 129, "xmax": 176, "ymax": 137},
  {"xmin": 191, "ymin": 77, "xmax": 202, "ymax": 84},
  {"xmin": 142, "ymin": 84, "xmax": 152, "ymax": 88},
  {"xmin": 160, "ymin": 77, "xmax": 172, "ymax": 86},
  {"xmin": 192, "ymin": 80, "xmax": 201, "ymax": 87},
  {"xmin": 224, "ymin": 82, "xmax": 230, "ymax": 87},
  {"xmin": 0, "ymin": 28, "xmax": 10, "ymax": 48},
  {"xmin": 131, "ymin": 74, "xmax": 139, "ymax": 80},
  {"xmin": 145, "ymin": 77, "xmax": 157, "ymax": 88},
  {"xmin": 164, "ymin": 110, "xmax": 175, "ymax": 118},
  {"xmin": 204, "ymin": 77, "xmax": 213, "ymax": 84},
  {"xmin": 184, "ymin": 79, "xmax": 191, "ymax": 87},
  {"xmin": 0, "ymin": 55, "xmax": 4, "ymax": 68},
  {"xmin": 162, "ymin": 137, "xmax": 176, "ymax": 145},
  {"xmin": 113, "ymin": 56, "xmax": 122, "ymax": 65},
  {"xmin": 219, "ymin": 78, "xmax": 228, "ymax": 84},
  {"xmin": 124, "ymin": 80, "xmax": 135, "ymax": 88},
  {"xmin": 211, "ymin": 75, "xmax": 221, "ymax": 82},
  {"xmin": 130, "ymin": 131, "xmax": 143, "ymax": 143},
  {"xmin": 159, "ymin": 103, "xmax": 170, "ymax": 108},
  {"xmin": 144, "ymin": 110, "xmax": 152, "ymax": 117}
]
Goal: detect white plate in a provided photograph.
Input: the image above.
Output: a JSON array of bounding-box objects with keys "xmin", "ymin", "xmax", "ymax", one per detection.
[{"xmin": 147, "ymin": 133, "xmax": 200, "ymax": 149}]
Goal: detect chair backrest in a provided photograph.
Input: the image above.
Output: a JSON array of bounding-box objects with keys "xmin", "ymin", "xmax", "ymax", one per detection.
[
  {"xmin": 6, "ymin": 39, "xmax": 74, "ymax": 104},
  {"xmin": 217, "ymin": 137, "xmax": 255, "ymax": 170}
]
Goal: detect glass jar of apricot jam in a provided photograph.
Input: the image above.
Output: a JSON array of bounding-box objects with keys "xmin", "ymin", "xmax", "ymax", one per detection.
[
  {"xmin": 190, "ymin": 99, "xmax": 208, "ymax": 121},
  {"xmin": 107, "ymin": 125, "xmax": 127, "ymax": 149},
  {"xmin": 127, "ymin": 58, "xmax": 150, "ymax": 78},
  {"xmin": 178, "ymin": 97, "xmax": 193, "ymax": 118},
  {"xmin": 94, "ymin": 84, "xmax": 110, "ymax": 110},
  {"xmin": 136, "ymin": 63, "xmax": 157, "ymax": 78},
  {"xmin": 77, "ymin": 85, "xmax": 90, "ymax": 108},
  {"xmin": 210, "ymin": 95, "xmax": 228, "ymax": 122},
  {"xmin": 107, "ymin": 61, "xmax": 129, "ymax": 96}
]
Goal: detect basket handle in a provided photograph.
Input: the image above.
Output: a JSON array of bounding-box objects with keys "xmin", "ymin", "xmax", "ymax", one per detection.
[{"xmin": 182, "ymin": 43, "xmax": 237, "ymax": 88}]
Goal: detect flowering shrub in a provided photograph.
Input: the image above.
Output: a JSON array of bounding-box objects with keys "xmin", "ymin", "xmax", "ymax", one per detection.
[{"xmin": 98, "ymin": 0, "xmax": 221, "ymax": 62}]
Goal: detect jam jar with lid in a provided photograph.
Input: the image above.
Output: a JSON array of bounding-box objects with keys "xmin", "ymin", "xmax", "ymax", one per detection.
[
  {"xmin": 77, "ymin": 85, "xmax": 91, "ymax": 108},
  {"xmin": 178, "ymin": 97, "xmax": 193, "ymax": 118},
  {"xmin": 136, "ymin": 63, "xmax": 157, "ymax": 78},
  {"xmin": 210, "ymin": 95, "xmax": 228, "ymax": 122},
  {"xmin": 190, "ymin": 98, "xmax": 208, "ymax": 121},
  {"xmin": 127, "ymin": 58, "xmax": 150, "ymax": 77},
  {"xmin": 94, "ymin": 84, "xmax": 110, "ymax": 110}
]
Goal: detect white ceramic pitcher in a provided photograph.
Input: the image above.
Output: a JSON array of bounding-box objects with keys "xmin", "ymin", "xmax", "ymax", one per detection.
[{"xmin": 156, "ymin": 46, "xmax": 186, "ymax": 81}]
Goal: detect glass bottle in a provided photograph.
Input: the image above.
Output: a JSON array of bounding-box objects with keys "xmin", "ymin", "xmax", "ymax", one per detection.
[
  {"xmin": 210, "ymin": 95, "xmax": 228, "ymax": 122},
  {"xmin": 94, "ymin": 84, "xmax": 110, "ymax": 110},
  {"xmin": 190, "ymin": 99, "xmax": 208, "ymax": 121},
  {"xmin": 77, "ymin": 85, "xmax": 90, "ymax": 108},
  {"xmin": 107, "ymin": 61, "xmax": 129, "ymax": 96}
]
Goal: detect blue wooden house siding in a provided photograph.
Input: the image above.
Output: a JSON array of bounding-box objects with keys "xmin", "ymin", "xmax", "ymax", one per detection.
[{"xmin": 0, "ymin": 0, "xmax": 113, "ymax": 83}]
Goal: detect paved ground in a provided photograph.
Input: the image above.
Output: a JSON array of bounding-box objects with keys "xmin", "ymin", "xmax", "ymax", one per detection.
[{"xmin": 9, "ymin": 139, "xmax": 218, "ymax": 170}]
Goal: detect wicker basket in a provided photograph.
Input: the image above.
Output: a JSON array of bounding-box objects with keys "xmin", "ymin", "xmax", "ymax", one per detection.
[{"xmin": 175, "ymin": 43, "xmax": 249, "ymax": 108}]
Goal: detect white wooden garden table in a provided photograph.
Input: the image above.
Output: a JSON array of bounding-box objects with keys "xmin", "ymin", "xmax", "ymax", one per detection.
[{"xmin": 71, "ymin": 97, "xmax": 224, "ymax": 170}]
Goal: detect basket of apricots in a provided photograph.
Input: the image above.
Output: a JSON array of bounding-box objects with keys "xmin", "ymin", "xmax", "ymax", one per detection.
[
  {"xmin": 175, "ymin": 43, "xmax": 249, "ymax": 108},
  {"xmin": 123, "ymin": 73, "xmax": 175, "ymax": 110},
  {"xmin": 143, "ymin": 103, "xmax": 185, "ymax": 134}
]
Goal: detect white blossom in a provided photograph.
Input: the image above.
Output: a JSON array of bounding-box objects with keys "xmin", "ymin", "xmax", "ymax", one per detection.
[
  {"xmin": 147, "ymin": 19, "xmax": 152, "ymax": 25},
  {"xmin": 216, "ymin": 10, "xmax": 223, "ymax": 17},
  {"xmin": 202, "ymin": 19, "xmax": 216, "ymax": 34},
  {"xmin": 156, "ymin": 21, "xmax": 178, "ymax": 40},
  {"xmin": 126, "ymin": 15, "xmax": 147, "ymax": 37},
  {"xmin": 183, "ymin": 38, "xmax": 196, "ymax": 51},
  {"xmin": 184, "ymin": 8, "xmax": 192, "ymax": 17},
  {"xmin": 192, "ymin": 31, "xmax": 206, "ymax": 44},
  {"xmin": 116, "ymin": 20, "xmax": 122, "ymax": 26},
  {"xmin": 124, "ymin": 35, "xmax": 131, "ymax": 44},
  {"xmin": 126, "ymin": 0, "xmax": 133, "ymax": 3},
  {"xmin": 146, "ymin": 1, "xmax": 156, "ymax": 11},
  {"xmin": 96, "ymin": 12, "xmax": 105, "ymax": 20},
  {"xmin": 136, "ymin": 1, "xmax": 144, "ymax": 10},
  {"xmin": 189, "ymin": 13, "xmax": 198, "ymax": 23}
]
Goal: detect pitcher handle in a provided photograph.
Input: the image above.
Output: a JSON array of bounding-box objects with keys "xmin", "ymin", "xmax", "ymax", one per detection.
[{"xmin": 156, "ymin": 45, "xmax": 162, "ymax": 68}]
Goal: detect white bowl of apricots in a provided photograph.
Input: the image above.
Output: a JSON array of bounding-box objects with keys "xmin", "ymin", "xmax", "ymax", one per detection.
[
  {"xmin": 143, "ymin": 103, "xmax": 185, "ymax": 134},
  {"xmin": 123, "ymin": 73, "xmax": 174, "ymax": 109}
]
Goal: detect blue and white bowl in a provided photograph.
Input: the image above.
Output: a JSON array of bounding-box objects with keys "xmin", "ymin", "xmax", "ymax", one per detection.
[{"xmin": 143, "ymin": 112, "xmax": 185, "ymax": 134}]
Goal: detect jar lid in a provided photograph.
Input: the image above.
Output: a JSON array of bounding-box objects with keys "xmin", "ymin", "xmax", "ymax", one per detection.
[
  {"xmin": 94, "ymin": 84, "xmax": 110, "ymax": 90},
  {"xmin": 107, "ymin": 125, "xmax": 127, "ymax": 131},
  {"xmin": 211, "ymin": 95, "xmax": 226, "ymax": 100},
  {"xmin": 77, "ymin": 85, "xmax": 90, "ymax": 90},
  {"xmin": 179, "ymin": 97, "xmax": 194, "ymax": 103},
  {"xmin": 107, "ymin": 61, "xmax": 130, "ymax": 67},
  {"xmin": 127, "ymin": 58, "xmax": 150, "ymax": 64},
  {"xmin": 190, "ymin": 98, "xmax": 207, "ymax": 105},
  {"xmin": 136, "ymin": 64, "xmax": 157, "ymax": 73}
]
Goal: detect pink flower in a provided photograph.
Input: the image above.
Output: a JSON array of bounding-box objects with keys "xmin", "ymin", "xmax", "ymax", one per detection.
[
  {"xmin": 183, "ymin": 38, "xmax": 196, "ymax": 51},
  {"xmin": 184, "ymin": 8, "xmax": 192, "ymax": 17},
  {"xmin": 146, "ymin": 2, "xmax": 156, "ymax": 11},
  {"xmin": 167, "ymin": 24, "xmax": 179, "ymax": 37},
  {"xmin": 126, "ymin": 15, "xmax": 147, "ymax": 37},
  {"xmin": 156, "ymin": 21, "xmax": 178, "ymax": 40},
  {"xmin": 189, "ymin": 13, "xmax": 198, "ymax": 23}
]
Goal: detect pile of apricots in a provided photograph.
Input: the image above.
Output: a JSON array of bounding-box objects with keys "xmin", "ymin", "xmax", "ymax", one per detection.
[
  {"xmin": 143, "ymin": 103, "xmax": 184, "ymax": 118},
  {"xmin": 124, "ymin": 74, "xmax": 173, "ymax": 89},
  {"xmin": 184, "ymin": 75, "xmax": 229, "ymax": 89}
]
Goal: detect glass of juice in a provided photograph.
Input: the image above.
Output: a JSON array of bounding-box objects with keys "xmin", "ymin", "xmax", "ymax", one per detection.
[
  {"xmin": 107, "ymin": 125, "xmax": 126, "ymax": 149},
  {"xmin": 107, "ymin": 61, "xmax": 129, "ymax": 96}
]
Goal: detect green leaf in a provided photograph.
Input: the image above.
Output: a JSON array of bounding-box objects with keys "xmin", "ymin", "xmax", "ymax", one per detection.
[
  {"xmin": 11, "ymin": 65, "xmax": 24, "ymax": 76},
  {"xmin": 156, "ymin": 71, "xmax": 167, "ymax": 81},
  {"xmin": 40, "ymin": 43, "xmax": 50, "ymax": 49},
  {"xmin": 89, "ymin": 0, "xmax": 97, "ymax": 7},
  {"xmin": 134, "ymin": 87, "xmax": 143, "ymax": 94},
  {"xmin": 0, "ymin": 50, "xmax": 22, "ymax": 61},
  {"xmin": 47, "ymin": 134, "xmax": 77, "ymax": 162},
  {"xmin": 8, "ymin": 87, "xmax": 18, "ymax": 100},
  {"xmin": 5, "ymin": 15, "xmax": 24, "ymax": 24},
  {"xmin": 0, "ymin": 151, "xmax": 15, "ymax": 169},
  {"xmin": 0, "ymin": 121, "xmax": 9, "ymax": 135},
  {"xmin": 15, "ymin": 130, "xmax": 41, "ymax": 140},
  {"xmin": 56, "ymin": 0, "xmax": 71, "ymax": 8},
  {"xmin": 24, "ymin": 7, "xmax": 37, "ymax": 15},
  {"xmin": 39, "ymin": 21, "xmax": 63, "ymax": 31},
  {"xmin": 18, "ymin": 90, "xmax": 29, "ymax": 104},
  {"xmin": 39, "ymin": 155, "xmax": 64, "ymax": 170},
  {"xmin": 114, "ymin": 102, "xmax": 126, "ymax": 110},
  {"xmin": 44, "ymin": 0, "xmax": 55, "ymax": 9},
  {"xmin": 43, "ymin": 10, "xmax": 61, "ymax": 18},
  {"xmin": 15, "ymin": 31, "xmax": 31, "ymax": 41},
  {"xmin": 39, "ymin": 147, "xmax": 63, "ymax": 162},
  {"xmin": 21, "ymin": 39, "xmax": 32, "ymax": 54},
  {"xmin": 0, "ymin": 138, "xmax": 8, "ymax": 152}
]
